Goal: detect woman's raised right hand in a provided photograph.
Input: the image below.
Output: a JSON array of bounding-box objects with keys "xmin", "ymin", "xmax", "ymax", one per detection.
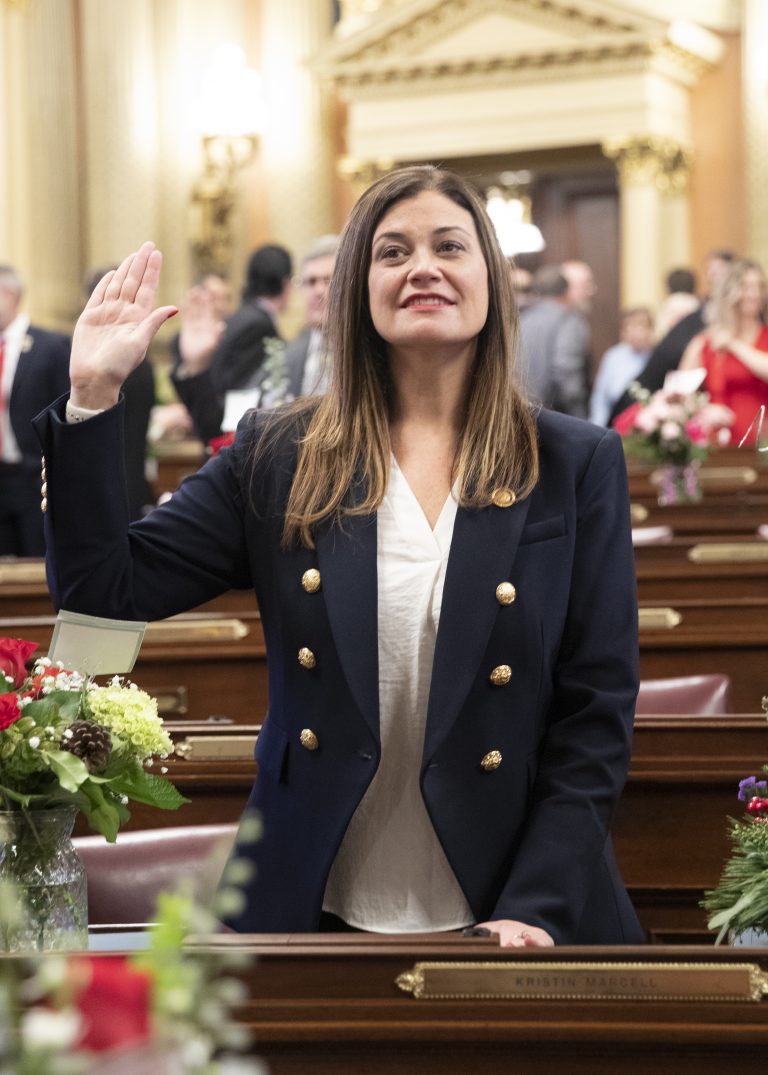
[{"xmin": 70, "ymin": 241, "xmax": 178, "ymax": 410}]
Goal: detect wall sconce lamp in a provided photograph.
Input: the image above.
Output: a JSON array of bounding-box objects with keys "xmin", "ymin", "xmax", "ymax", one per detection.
[
  {"xmin": 190, "ymin": 45, "xmax": 264, "ymax": 276},
  {"xmin": 485, "ymin": 172, "xmax": 545, "ymax": 258}
]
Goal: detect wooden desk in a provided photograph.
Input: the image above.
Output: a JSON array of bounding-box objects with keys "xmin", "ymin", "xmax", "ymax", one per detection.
[
  {"xmin": 113, "ymin": 713, "xmax": 766, "ymax": 948},
  {"xmin": 211, "ymin": 937, "xmax": 768, "ymax": 1073},
  {"xmin": 149, "ymin": 437, "xmax": 206, "ymax": 498},
  {"xmin": 635, "ymin": 536, "xmax": 768, "ymax": 600},
  {"xmin": 638, "ymin": 597, "xmax": 768, "ymax": 712},
  {"xmin": 0, "ymin": 612, "xmax": 267, "ymax": 725},
  {"xmin": 631, "ymin": 493, "xmax": 768, "ymax": 535},
  {"xmin": 615, "ymin": 712, "xmax": 767, "ymax": 943}
]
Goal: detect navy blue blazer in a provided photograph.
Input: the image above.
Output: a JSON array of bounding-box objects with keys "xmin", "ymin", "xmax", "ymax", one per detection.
[
  {"xmin": 34, "ymin": 398, "xmax": 643, "ymax": 944},
  {"xmin": 11, "ymin": 326, "xmax": 70, "ymax": 468}
]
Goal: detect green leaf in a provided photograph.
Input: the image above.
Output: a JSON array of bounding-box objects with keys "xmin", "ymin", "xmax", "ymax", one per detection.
[
  {"xmin": 46, "ymin": 749, "xmax": 91, "ymax": 793},
  {"xmin": 111, "ymin": 765, "xmax": 189, "ymax": 810},
  {"xmin": 0, "ymin": 672, "xmax": 14, "ymax": 695},
  {"xmin": 76, "ymin": 781, "xmax": 122, "ymax": 842}
]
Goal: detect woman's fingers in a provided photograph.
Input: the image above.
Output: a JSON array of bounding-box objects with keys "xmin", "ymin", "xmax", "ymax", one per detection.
[
  {"xmin": 104, "ymin": 248, "xmax": 138, "ymax": 301},
  {"xmin": 133, "ymin": 247, "xmax": 163, "ymax": 311},
  {"xmin": 86, "ymin": 269, "xmax": 116, "ymax": 309},
  {"xmin": 475, "ymin": 919, "xmax": 555, "ymax": 948}
]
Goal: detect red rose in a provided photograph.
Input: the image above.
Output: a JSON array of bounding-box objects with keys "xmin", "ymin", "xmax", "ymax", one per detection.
[
  {"xmin": 69, "ymin": 955, "xmax": 152, "ymax": 1053},
  {"xmin": 611, "ymin": 402, "xmax": 642, "ymax": 437},
  {"xmin": 0, "ymin": 693, "xmax": 22, "ymax": 730},
  {"xmin": 0, "ymin": 637, "xmax": 38, "ymax": 688}
]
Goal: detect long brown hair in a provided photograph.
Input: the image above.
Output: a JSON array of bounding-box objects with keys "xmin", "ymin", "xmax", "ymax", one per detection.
[
  {"xmin": 711, "ymin": 258, "xmax": 768, "ymax": 334},
  {"xmin": 261, "ymin": 165, "xmax": 539, "ymax": 547}
]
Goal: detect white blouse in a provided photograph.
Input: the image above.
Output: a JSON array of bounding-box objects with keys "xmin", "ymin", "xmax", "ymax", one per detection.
[{"xmin": 323, "ymin": 457, "xmax": 474, "ymax": 931}]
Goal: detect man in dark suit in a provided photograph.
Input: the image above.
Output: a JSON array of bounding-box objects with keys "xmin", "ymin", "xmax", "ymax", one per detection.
[
  {"xmin": 607, "ymin": 248, "xmax": 736, "ymax": 424},
  {"xmin": 172, "ymin": 245, "xmax": 292, "ymax": 443},
  {"xmin": 284, "ymin": 235, "xmax": 338, "ymax": 398},
  {"xmin": 0, "ymin": 264, "xmax": 70, "ymax": 555}
]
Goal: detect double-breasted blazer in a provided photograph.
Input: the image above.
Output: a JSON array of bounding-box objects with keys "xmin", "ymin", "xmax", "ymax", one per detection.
[{"xmin": 34, "ymin": 397, "xmax": 643, "ymax": 944}]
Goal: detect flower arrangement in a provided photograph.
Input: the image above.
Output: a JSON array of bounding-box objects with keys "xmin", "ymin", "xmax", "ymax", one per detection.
[
  {"xmin": 702, "ymin": 696, "xmax": 768, "ymax": 944},
  {"xmin": 0, "ymin": 637, "xmax": 187, "ymax": 841},
  {"xmin": 1, "ymin": 862, "xmax": 265, "ymax": 1074},
  {"xmin": 613, "ymin": 380, "xmax": 735, "ymax": 469}
]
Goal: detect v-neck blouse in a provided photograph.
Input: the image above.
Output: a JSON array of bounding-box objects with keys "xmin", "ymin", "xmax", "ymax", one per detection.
[{"xmin": 323, "ymin": 458, "xmax": 474, "ymax": 931}]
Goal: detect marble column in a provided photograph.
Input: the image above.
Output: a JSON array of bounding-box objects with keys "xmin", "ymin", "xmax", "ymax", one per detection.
[
  {"xmin": 259, "ymin": 0, "xmax": 336, "ymax": 333},
  {"xmin": 743, "ymin": 0, "xmax": 768, "ymax": 267},
  {"xmin": 604, "ymin": 137, "xmax": 692, "ymax": 311},
  {"xmin": 0, "ymin": 0, "xmax": 80, "ymax": 329}
]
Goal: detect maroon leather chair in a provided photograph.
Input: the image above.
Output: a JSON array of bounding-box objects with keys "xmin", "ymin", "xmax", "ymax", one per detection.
[
  {"xmin": 636, "ymin": 673, "xmax": 733, "ymax": 715},
  {"xmin": 74, "ymin": 823, "xmax": 237, "ymax": 925}
]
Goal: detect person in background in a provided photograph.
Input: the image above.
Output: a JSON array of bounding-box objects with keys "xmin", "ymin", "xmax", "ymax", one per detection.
[
  {"xmin": 679, "ymin": 258, "xmax": 768, "ymax": 445},
  {"xmin": 0, "ymin": 264, "xmax": 70, "ymax": 555},
  {"xmin": 655, "ymin": 267, "xmax": 699, "ymax": 341},
  {"xmin": 172, "ymin": 244, "xmax": 292, "ymax": 443},
  {"xmin": 589, "ymin": 307, "xmax": 654, "ymax": 427},
  {"xmin": 518, "ymin": 265, "xmax": 590, "ymax": 417},
  {"xmin": 36, "ymin": 165, "xmax": 643, "ymax": 947},
  {"xmin": 285, "ymin": 235, "xmax": 338, "ymax": 398},
  {"xmin": 608, "ymin": 248, "xmax": 736, "ymax": 424},
  {"xmin": 83, "ymin": 267, "xmax": 156, "ymax": 519}
]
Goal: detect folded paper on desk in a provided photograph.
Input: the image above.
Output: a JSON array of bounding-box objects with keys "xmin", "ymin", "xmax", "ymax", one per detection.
[{"xmin": 48, "ymin": 610, "xmax": 147, "ymax": 674}]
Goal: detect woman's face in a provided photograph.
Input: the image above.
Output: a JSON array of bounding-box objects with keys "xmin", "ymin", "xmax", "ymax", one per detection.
[
  {"xmin": 736, "ymin": 269, "xmax": 767, "ymax": 319},
  {"xmin": 367, "ymin": 190, "xmax": 489, "ymax": 364}
]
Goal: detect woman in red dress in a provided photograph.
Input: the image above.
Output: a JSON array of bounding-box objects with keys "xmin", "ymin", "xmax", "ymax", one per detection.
[{"xmin": 680, "ymin": 258, "xmax": 768, "ymax": 445}]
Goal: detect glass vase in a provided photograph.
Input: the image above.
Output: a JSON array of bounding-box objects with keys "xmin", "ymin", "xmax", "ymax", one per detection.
[
  {"xmin": 0, "ymin": 807, "xmax": 88, "ymax": 952},
  {"xmin": 655, "ymin": 462, "xmax": 702, "ymax": 506}
]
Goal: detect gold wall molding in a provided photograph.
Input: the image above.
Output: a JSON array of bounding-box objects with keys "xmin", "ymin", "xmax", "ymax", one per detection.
[
  {"xmin": 337, "ymin": 156, "xmax": 396, "ymax": 198},
  {"xmin": 603, "ymin": 136, "xmax": 692, "ymax": 195}
]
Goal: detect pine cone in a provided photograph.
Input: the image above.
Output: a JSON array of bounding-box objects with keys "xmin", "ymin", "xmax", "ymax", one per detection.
[{"xmin": 63, "ymin": 719, "xmax": 112, "ymax": 773}]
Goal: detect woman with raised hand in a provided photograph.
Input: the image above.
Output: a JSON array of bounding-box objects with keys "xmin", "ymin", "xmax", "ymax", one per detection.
[
  {"xmin": 680, "ymin": 258, "xmax": 768, "ymax": 444},
  {"xmin": 35, "ymin": 166, "xmax": 643, "ymax": 947}
]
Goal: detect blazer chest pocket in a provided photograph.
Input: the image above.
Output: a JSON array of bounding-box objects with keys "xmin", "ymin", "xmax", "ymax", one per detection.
[
  {"xmin": 255, "ymin": 718, "xmax": 289, "ymax": 783},
  {"xmin": 519, "ymin": 514, "xmax": 567, "ymax": 545}
]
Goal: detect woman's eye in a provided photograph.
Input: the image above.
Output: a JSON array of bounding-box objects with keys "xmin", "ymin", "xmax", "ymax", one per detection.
[
  {"xmin": 380, "ymin": 246, "xmax": 404, "ymax": 260},
  {"xmin": 438, "ymin": 240, "xmax": 464, "ymax": 253}
]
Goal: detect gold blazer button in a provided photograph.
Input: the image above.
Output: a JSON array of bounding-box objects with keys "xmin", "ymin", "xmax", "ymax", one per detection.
[
  {"xmin": 300, "ymin": 729, "xmax": 319, "ymax": 751},
  {"xmin": 489, "ymin": 664, "xmax": 512, "ymax": 686},
  {"xmin": 301, "ymin": 569, "xmax": 321, "ymax": 593},
  {"xmin": 298, "ymin": 647, "xmax": 317, "ymax": 669},
  {"xmin": 495, "ymin": 582, "xmax": 516, "ymax": 605},
  {"xmin": 491, "ymin": 487, "xmax": 516, "ymax": 508},
  {"xmin": 481, "ymin": 750, "xmax": 502, "ymax": 771}
]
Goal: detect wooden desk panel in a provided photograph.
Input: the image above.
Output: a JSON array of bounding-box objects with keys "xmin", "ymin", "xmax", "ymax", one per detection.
[
  {"xmin": 218, "ymin": 939, "xmax": 768, "ymax": 1073},
  {"xmin": 630, "ymin": 494, "xmax": 768, "ymax": 536},
  {"xmin": 635, "ymin": 537, "xmax": 768, "ymax": 600}
]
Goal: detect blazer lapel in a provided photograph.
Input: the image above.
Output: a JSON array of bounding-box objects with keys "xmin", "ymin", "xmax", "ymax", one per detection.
[
  {"xmin": 423, "ymin": 496, "xmax": 532, "ymax": 762},
  {"xmin": 316, "ymin": 511, "xmax": 379, "ymax": 742}
]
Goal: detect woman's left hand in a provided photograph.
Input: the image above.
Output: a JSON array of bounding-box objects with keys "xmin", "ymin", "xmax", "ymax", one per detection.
[{"xmin": 476, "ymin": 919, "xmax": 555, "ymax": 947}]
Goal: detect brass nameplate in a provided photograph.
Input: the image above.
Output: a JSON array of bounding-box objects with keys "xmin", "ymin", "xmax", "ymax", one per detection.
[
  {"xmin": 0, "ymin": 561, "xmax": 47, "ymax": 584},
  {"xmin": 152, "ymin": 438, "xmax": 206, "ymax": 461},
  {"xmin": 395, "ymin": 961, "xmax": 768, "ymax": 1002},
  {"xmin": 688, "ymin": 543, "xmax": 768, "ymax": 564},
  {"xmin": 174, "ymin": 734, "xmax": 257, "ymax": 761},
  {"xmin": 638, "ymin": 607, "xmax": 682, "ymax": 630},
  {"xmin": 145, "ymin": 618, "xmax": 249, "ymax": 643},
  {"xmin": 699, "ymin": 466, "xmax": 758, "ymax": 487}
]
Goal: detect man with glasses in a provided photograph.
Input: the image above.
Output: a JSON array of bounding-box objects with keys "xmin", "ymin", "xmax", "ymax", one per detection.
[{"xmin": 285, "ymin": 236, "xmax": 338, "ymax": 398}]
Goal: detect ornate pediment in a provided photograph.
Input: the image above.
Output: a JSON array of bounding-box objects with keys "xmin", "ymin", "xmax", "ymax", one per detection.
[{"xmin": 319, "ymin": 0, "xmax": 722, "ymax": 92}]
